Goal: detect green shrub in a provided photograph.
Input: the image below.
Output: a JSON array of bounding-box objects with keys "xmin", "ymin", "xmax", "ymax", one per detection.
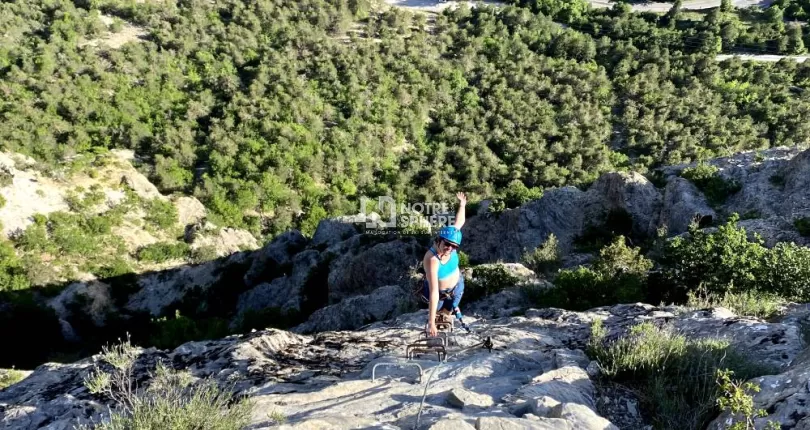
[
  {"xmin": 465, "ymin": 264, "xmax": 521, "ymax": 302},
  {"xmin": 658, "ymin": 214, "xmax": 765, "ymax": 301},
  {"xmin": 91, "ymin": 257, "xmax": 134, "ymax": 279},
  {"xmin": 794, "ymin": 217, "xmax": 810, "ymax": 237},
  {"xmin": 715, "ymin": 369, "xmax": 781, "ymax": 430},
  {"xmin": 137, "ymin": 242, "xmax": 190, "ymax": 263},
  {"xmin": 0, "ymin": 241, "xmax": 30, "ymax": 292},
  {"xmin": 0, "ymin": 368, "xmax": 27, "ymax": 389},
  {"xmin": 49, "ymin": 212, "xmax": 100, "ymax": 256},
  {"xmin": 0, "ymin": 195, "xmax": 6, "ymax": 209},
  {"xmin": 686, "ymin": 288, "xmax": 786, "ymax": 320},
  {"xmin": 503, "ymin": 179, "xmax": 543, "ymax": 208},
  {"xmin": 588, "ymin": 320, "xmax": 775, "ymax": 430},
  {"xmin": 190, "ymin": 245, "xmax": 219, "ymax": 264},
  {"xmin": 526, "ymin": 236, "xmax": 651, "ymax": 310},
  {"xmin": 148, "ymin": 310, "xmax": 230, "ymax": 351},
  {"xmin": 487, "ymin": 199, "xmax": 506, "ymax": 216},
  {"xmin": 65, "ymin": 188, "xmax": 106, "ymax": 213},
  {"xmin": 522, "ymin": 234, "xmax": 561, "ymax": 275},
  {"xmin": 680, "ymin": 163, "xmax": 742, "ymax": 206},
  {"xmin": 144, "ymin": 199, "xmax": 179, "ymax": 230},
  {"xmin": 757, "ymin": 242, "xmax": 810, "ymax": 301},
  {"xmin": 457, "ymin": 251, "xmax": 470, "ymax": 268},
  {"xmin": 81, "ymin": 337, "xmax": 252, "ymax": 430}
]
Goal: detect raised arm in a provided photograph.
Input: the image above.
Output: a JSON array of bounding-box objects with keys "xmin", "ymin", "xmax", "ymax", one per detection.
[{"xmin": 453, "ymin": 192, "xmax": 467, "ymax": 230}]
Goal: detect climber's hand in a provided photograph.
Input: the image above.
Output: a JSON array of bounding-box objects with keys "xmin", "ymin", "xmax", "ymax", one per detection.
[{"xmin": 428, "ymin": 323, "xmax": 438, "ymax": 337}]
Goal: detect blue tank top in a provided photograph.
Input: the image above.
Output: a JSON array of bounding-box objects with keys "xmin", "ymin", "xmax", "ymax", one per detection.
[{"xmin": 429, "ymin": 247, "xmax": 459, "ymax": 280}]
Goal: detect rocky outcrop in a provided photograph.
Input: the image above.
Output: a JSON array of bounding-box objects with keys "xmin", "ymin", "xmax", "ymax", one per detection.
[
  {"xmin": 292, "ymin": 285, "xmax": 415, "ymax": 334},
  {"xmin": 186, "ymin": 226, "xmax": 259, "ymax": 257},
  {"xmin": 47, "ymin": 281, "xmax": 114, "ymax": 328},
  {"xmin": 243, "ymin": 230, "xmax": 308, "ymax": 288},
  {"xmin": 125, "ymin": 251, "xmax": 252, "ymax": 316},
  {"xmin": 460, "ymin": 147, "xmax": 810, "ymax": 263},
  {"xmin": 463, "ymin": 186, "xmax": 588, "ymax": 263},
  {"xmin": 658, "ymin": 177, "xmax": 715, "ymax": 235},
  {"xmin": 583, "ymin": 172, "xmax": 661, "ymax": 238},
  {"xmin": 326, "ymin": 237, "xmax": 423, "ymax": 303},
  {"xmin": 4, "ymin": 302, "xmax": 807, "ymax": 430},
  {"xmin": 310, "ymin": 212, "xmax": 380, "ymax": 248},
  {"xmin": 0, "ymin": 153, "xmax": 69, "ymax": 238},
  {"xmin": 237, "ymin": 250, "xmax": 322, "ymax": 317},
  {"xmin": 172, "ymin": 195, "xmax": 207, "ymax": 227},
  {"xmin": 707, "ymin": 306, "xmax": 810, "ymax": 430}
]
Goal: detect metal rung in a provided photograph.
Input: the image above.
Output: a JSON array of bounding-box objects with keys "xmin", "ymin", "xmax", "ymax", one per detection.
[
  {"xmin": 372, "ymin": 362, "xmax": 423, "ymax": 384},
  {"xmin": 406, "ymin": 338, "xmax": 448, "ymax": 362}
]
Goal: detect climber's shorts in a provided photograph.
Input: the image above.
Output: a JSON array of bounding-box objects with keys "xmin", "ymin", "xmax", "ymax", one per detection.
[{"xmin": 420, "ymin": 276, "xmax": 465, "ymax": 312}]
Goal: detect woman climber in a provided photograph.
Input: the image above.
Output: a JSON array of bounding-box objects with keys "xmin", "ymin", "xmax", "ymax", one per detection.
[{"xmin": 420, "ymin": 192, "xmax": 466, "ymax": 337}]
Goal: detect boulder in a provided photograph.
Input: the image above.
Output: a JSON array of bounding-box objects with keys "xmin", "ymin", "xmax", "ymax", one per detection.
[
  {"xmin": 47, "ymin": 281, "xmax": 114, "ymax": 327},
  {"xmin": 188, "ymin": 227, "xmax": 259, "ymax": 257},
  {"xmin": 463, "ymin": 186, "xmax": 588, "ymax": 263},
  {"xmin": 736, "ymin": 218, "xmax": 808, "ymax": 248},
  {"xmin": 292, "ymin": 285, "xmax": 412, "ymax": 334},
  {"xmin": 468, "ymin": 263, "xmax": 540, "ymax": 286},
  {"xmin": 707, "ymin": 347, "xmax": 810, "ymax": 430},
  {"xmin": 672, "ymin": 308, "xmax": 805, "ymax": 371},
  {"xmin": 548, "ymin": 403, "xmax": 619, "ymax": 430},
  {"xmin": 529, "ymin": 396, "xmax": 560, "ymax": 418},
  {"xmin": 311, "ymin": 213, "xmax": 379, "ymax": 248},
  {"xmin": 781, "ymin": 147, "xmax": 810, "ymax": 218},
  {"xmin": 243, "ymin": 230, "xmax": 308, "ymax": 287},
  {"xmin": 120, "ymin": 171, "xmax": 165, "ymax": 201},
  {"xmin": 582, "ymin": 172, "xmax": 662, "ymax": 238},
  {"xmin": 173, "ymin": 196, "xmax": 206, "ymax": 227},
  {"xmin": 511, "ymin": 366, "xmax": 597, "ymax": 410},
  {"xmin": 659, "ymin": 177, "xmax": 716, "ymax": 235},
  {"xmin": 236, "ymin": 249, "xmax": 322, "ymax": 316},
  {"xmin": 475, "ymin": 417, "xmax": 572, "ymax": 430},
  {"xmin": 446, "ymin": 388, "xmax": 494, "ymax": 410},
  {"xmin": 553, "ymin": 349, "xmax": 590, "ymax": 370},
  {"xmin": 429, "ymin": 419, "xmax": 475, "ymax": 430},
  {"xmin": 327, "ymin": 238, "xmax": 423, "ymax": 303}
]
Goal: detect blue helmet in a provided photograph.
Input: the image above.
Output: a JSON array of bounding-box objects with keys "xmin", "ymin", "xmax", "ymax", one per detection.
[{"xmin": 437, "ymin": 226, "xmax": 462, "ymax": 247}]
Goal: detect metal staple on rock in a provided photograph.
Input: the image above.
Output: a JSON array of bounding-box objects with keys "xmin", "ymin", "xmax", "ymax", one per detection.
[{"xmin": 412, "ymin": 337, "xmax": 494, "ymax": 430}]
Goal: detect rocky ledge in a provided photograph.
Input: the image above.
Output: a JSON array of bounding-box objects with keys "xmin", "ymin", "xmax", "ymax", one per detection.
[{"xmin": 1, "ymin": 302, "xmax": 808, "ymax": 430}]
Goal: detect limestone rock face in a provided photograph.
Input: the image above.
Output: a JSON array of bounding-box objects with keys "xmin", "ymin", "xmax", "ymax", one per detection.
[
  {"xmin": 237, "ymin": 249, "xmax": 322, "ymax": 317},
  {"xmin": 292, "ymin": 285, "xmax": 414, "ymax": 334},
  {"xmin": 9, "ymin": 302, "xmax": 803, "ymax": 430},
  {"xmin": 463, "ymin": 186, "xmax": 588, "ymax": 263},
  {"xmin": 311, "ymin": 212, "xmax": 380, "ymax": 248},
  {"xmin": 326, "ymin": 237, "xmax": 423, "ymax": 303},
  {"xmin": 243, "ymin": 230, "xmax": 309, "ymax": 288},
  {"xmin": 659, "ymin": 177, "xmax": 716, "ymax": 235},
  {"xmin": 583, "ymin": 171, "xmax": 662, "ymax": 238},
  {"xmin": 172, "ymin": 195, "xmax": 207, "ymax": 227}
]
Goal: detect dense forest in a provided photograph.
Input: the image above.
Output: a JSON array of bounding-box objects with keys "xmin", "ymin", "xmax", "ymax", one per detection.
[{"xmin": 1, "ymin": 0, "xmax": 810, "ymax": 240}]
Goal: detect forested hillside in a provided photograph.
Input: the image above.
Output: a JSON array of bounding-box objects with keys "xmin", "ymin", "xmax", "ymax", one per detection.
[{"xmin": 2, "ymin": 0, "xmax": 810, "ymax": 240}]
